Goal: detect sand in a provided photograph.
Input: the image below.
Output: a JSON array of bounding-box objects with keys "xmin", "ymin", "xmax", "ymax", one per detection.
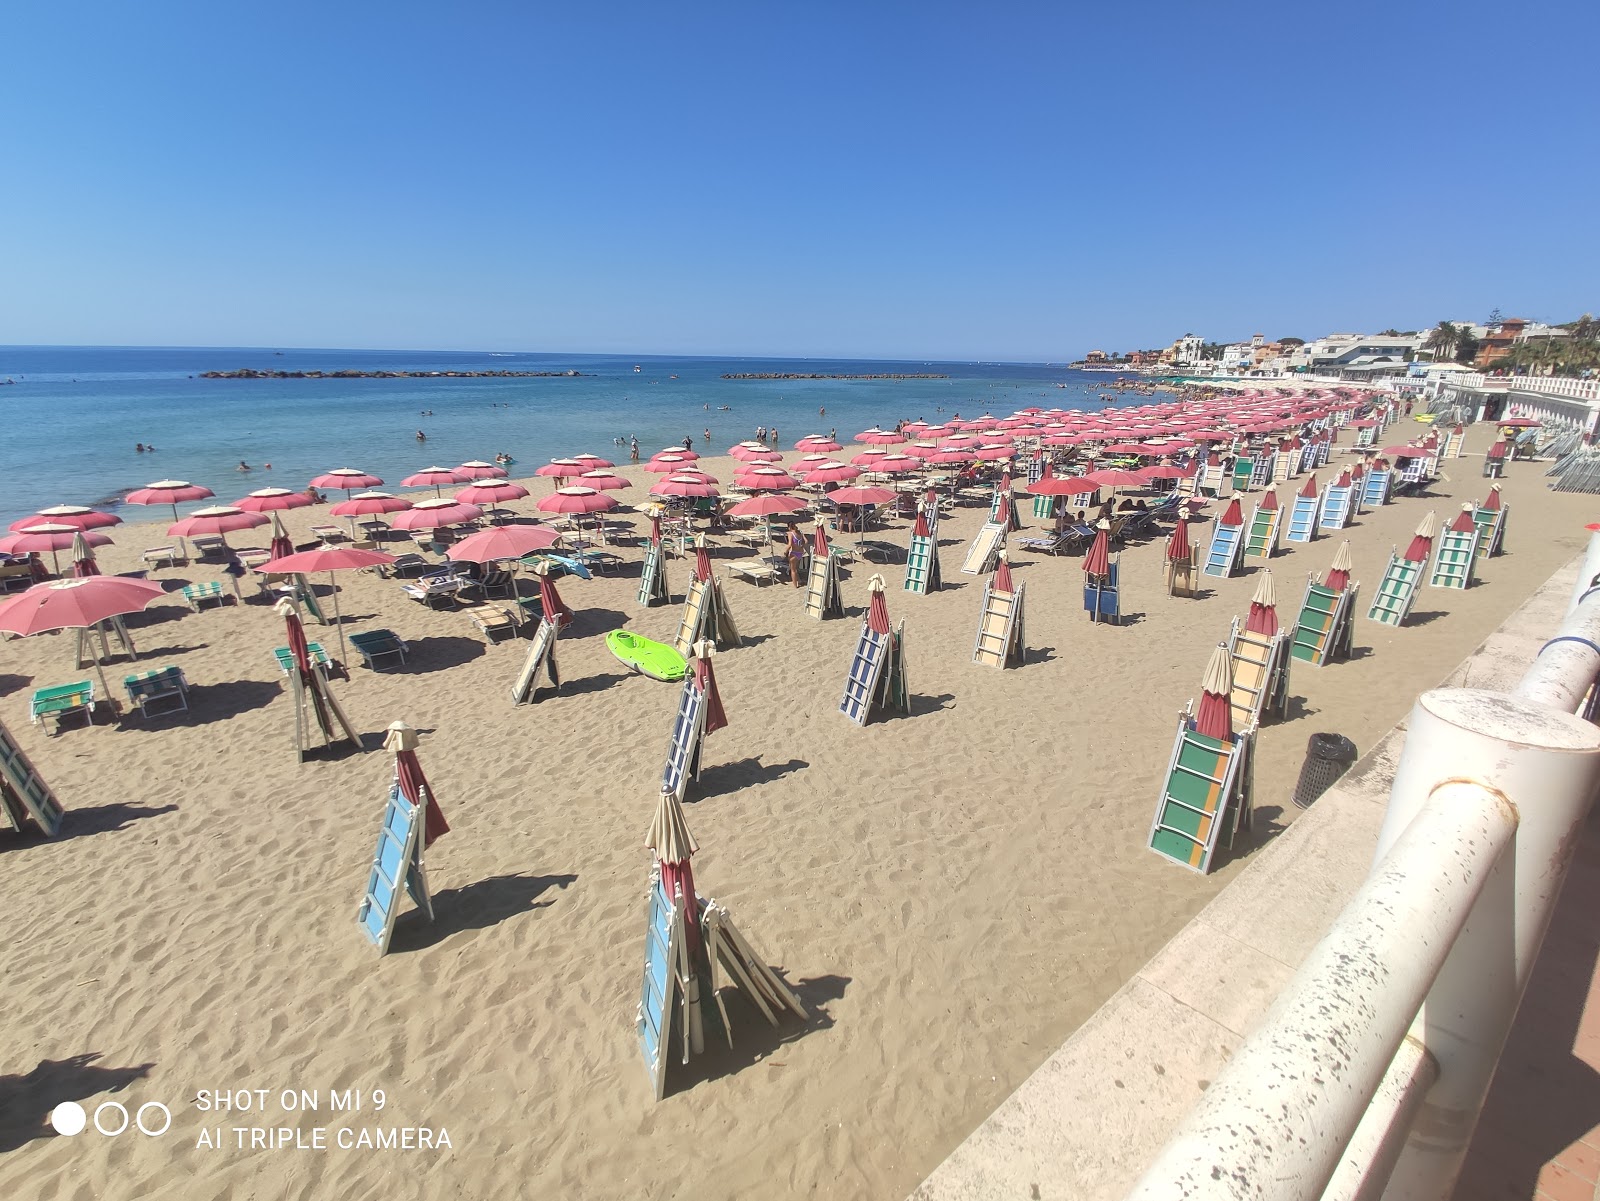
[{"xmin": 0, "ymin": 422, "xmax": 1586, "ymax": 1201}]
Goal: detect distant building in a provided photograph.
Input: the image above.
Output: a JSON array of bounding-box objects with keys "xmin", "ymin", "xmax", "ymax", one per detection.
[
  {"xmin": 1475, "ymin": 318, "xmax": 1529, "ymax": 367},
  {"xmin": 1162, "ymin": 333, "xmax": 1206, "ymax": 367},
  {"xmin": 1289, "ymin": 332, "xmax": 1421, "ymax": 369},
  {"xmin": 1220, "ymin": 343, "xmax": 1254, "ymax": 371},
  {"xmin": 1085, "ymin": 349, "xmax": 1108, "ymax": 363}
]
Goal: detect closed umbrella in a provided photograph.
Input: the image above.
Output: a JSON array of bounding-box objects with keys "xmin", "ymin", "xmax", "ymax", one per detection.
[
  {"xmin": 1325, "ymin": 541, "xmax": 1354, "ymax": 591},
  {"xmin": 814, "ymin": 519, "xmax": 832, "ymax": 559},
  {"xmin": 383, "ymin": 722, "xmax": 450, "ymax": 847},
  {"xmin": 1194, "ymin": 643, "xmax": 1235, "ymax": 742},
  {"xmin": 269, "ymin": 512, "xmax": 294, "ymax": 561},
  {"xmin": 1166, "ymin": 517, "xmax": 1191, "ymax": 564},
  {"xmin": 645, "ymin": 778, "xmax": 703, "ymax": 1034},
  {"xmin": 994, "ymin": 548, "xmax": 1014, "ymax": 592},
  {"xmin": 533, "ymin": 562, "xmax": 574, "ymax": 627},
  {"xmin": 1404, "ymin": 512, "xmax": 1438, "ymax": 563},
  {"xmin": 1245, "ymin": 570, "xmax": 1279, "ymax": 636},
  {"xmin": 1083, "ymin": 519, "xmax": 1111, "ymax": 579},
  {"xmin": 1482, "ymin": 484, "xmax": 1502, "ymax": 512},
  {"xmin": 691, "ymin": 640, "xmax": 728, "ymax": 736},
  {"xmin": 71, "ymin": 531, "xmax": 102, "ymax": 578},
  {"xmin": 259, "ymin": 545, "xmax": 398, "ymax": 664}
]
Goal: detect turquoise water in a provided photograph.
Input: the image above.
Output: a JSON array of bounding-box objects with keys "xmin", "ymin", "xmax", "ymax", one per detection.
[{"xmin": 0, "ymin": 347, "xmax": 1140, "ymax": 523}]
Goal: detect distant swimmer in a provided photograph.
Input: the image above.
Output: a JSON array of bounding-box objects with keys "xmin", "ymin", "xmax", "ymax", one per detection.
[
  {"xmin": 237, "ymin": 461, "xmax": 252, "ymax": 471},
  {"xmin": 819, "ymin": 406, "xmax": 825, "ymax": 417},
  {"xmin": 135, "ymin": 443, "xmax": 145, "ymax": 453},
  {"xmin": 416, "ymin": 430, "xmax": 427, "ymax": 441}
]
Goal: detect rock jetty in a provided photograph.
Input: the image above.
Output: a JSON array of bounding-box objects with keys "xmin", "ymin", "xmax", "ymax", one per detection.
[{"xmin": 200, "ymin": 368, "xmax": 584, "ymax": 380}]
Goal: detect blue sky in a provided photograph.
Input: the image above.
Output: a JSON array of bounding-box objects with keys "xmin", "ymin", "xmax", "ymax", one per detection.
[{"xmin": 3, "ymin": 2, "xmax": 1596, "ymax": 360}]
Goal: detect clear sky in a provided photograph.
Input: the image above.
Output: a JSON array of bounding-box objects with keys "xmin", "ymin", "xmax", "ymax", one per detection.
[{"xmin": 3, "ymin": 1, "xmax": 1597, "ymax": 361}]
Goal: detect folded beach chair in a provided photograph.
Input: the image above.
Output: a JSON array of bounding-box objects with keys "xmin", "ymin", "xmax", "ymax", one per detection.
[
  {"xmin": 1226, "ymin": 617, "xmax": 1290, "ymax": 728},
  {"xmin": 1202, "ymin": 519, "xmax": 1244, "ymax": 578},
  {"xmin": 1367, "ymin": 549, "xmax": 1423, "ymax": 626},
  {"xmin": 960, "ymin": 521, "xmax": 1007, "ymax": 575},
  {"xmin": 1289, "ymin": 578, "xmax": 1359, "ymax": 667},
  {"xmin": 1361, "ymin": 469, "xmax": 1392, "ymax": 508},
  {"xmin": 349, "ymin": 628, "xmax": 408, "ymax": 669},
  {"xmin": 0, "ymin": 718, "xmax": 67, "ymax": 835},
  {"xmin": 466, "ymin": 604, "xmax": 520, "ymax": 645},
  {"xmin": 182, "ymin": 580, "xmax": 228, "ymax": 611},
  {"xmin": 123, "ymin": 666, "xmax": 189, "ymax": 719},
  {"xmin": 1318, "ymin": 482, "xmax": 1352, "ymax": 531},
  {"xmin": 1428, "ymin": 508, "xmax": 1482, "ymax": 590},
  {"xmin": 31, "ymin": 680, "xmax": 96, "ymax": 734},
  {"xmin": 273, "ymin": 642, "xmax": 332, "ymax": 676},
  {"xmin": 1147, "ymin": 707, "xmax": 1254, "ymax": 875},
  {"xmin": 1083, "ymin": 561, "xmax": 1121, "ymax": 624}
]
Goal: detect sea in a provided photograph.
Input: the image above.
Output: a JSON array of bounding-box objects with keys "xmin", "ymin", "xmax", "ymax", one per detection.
[{"xmin": 0, "ymin": 346, "xmax": 1147, "ymax": 524}]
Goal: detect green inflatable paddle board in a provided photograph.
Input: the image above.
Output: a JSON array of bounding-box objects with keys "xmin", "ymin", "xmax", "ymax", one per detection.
[{"xmin": 605, "ymin": 630, "xmax": 688, "ymax": 682}]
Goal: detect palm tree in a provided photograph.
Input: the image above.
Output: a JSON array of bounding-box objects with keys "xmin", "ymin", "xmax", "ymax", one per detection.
[{"xmin": 1424, "ymin": 321, "xmax": 1458, "ymax": 361}]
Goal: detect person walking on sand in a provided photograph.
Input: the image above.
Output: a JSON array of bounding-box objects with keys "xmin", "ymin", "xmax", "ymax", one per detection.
[{"xmin": 785, "ymin": 526, "xmax": 807, "ymax": 588}]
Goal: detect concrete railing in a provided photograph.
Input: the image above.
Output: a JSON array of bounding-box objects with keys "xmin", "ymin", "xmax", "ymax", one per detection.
[{"xmin": 1122, "ymin": 534, "xmax": 1600, "ymax": 1201}]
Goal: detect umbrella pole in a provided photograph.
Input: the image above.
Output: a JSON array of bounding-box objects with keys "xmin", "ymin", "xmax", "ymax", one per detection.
[
  {"xmin": 85, "ymin": 634, "xmax": 113, "ymax": 715},
  {"xmin": 329, "ymin": 570, "xmax": 349, "ymax": 665}
]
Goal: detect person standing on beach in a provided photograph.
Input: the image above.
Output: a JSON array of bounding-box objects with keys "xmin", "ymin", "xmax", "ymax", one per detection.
[
  {"xmin": 770, "ymin": 427, "xmax": 778, "ymax": 446},
  {"xmin": 785, "ymin": 526, "xmax": 807, "ymax": 588},
  {"xmin": 630, "ymin": 436, "xmax": 640, "ymax": 462}
]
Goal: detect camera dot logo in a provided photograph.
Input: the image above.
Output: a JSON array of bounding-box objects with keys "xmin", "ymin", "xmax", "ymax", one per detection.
[{"xmin": 50, "ymin": 1102, "xmax": 88, "ymax": 1136}]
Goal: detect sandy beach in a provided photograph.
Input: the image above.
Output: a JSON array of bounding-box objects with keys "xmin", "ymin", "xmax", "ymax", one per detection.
[{"xmin": 0, "ymin": 421, "xmax": 1588, "ymax": 1201}]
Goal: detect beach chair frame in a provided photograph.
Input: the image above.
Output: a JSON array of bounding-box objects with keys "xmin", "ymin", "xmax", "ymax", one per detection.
[
  {"xmin": 1367, "ymin": 551, "xmax": 1422, "ymax": 627},
  {"xmin": 1232, "ymin": 455, "xmax": 1255, "ymax": 492},
  {"xmin": 638, "ymin": 538, "xmax": 670, "ymax": 607},
  {"xmin": 510, "ymin": 617, "xmax": 560, "ymax": 704},
  {"xmin": 123, "ymin": 667, "xmax": 189, "ymax": 719},
  {"xmin": 287, "ymin": 657, "xmax": 359, "ymax": 761},
  {"xmin": 972, "ymin": 578, "xmax": 1025, "ymax": 668},
  {"xmin": 960, "ymin": 522, "xmax": 1006, "ymax": 575},
  {"xmin": 804, "ymin": 552, "xmax": 845, "ymax": 620},
  {"xmin": 1167, "ymin": 547, "xmax": 1199, "ymax": 598},
  {"xmin": 903, "ymin": 527, "xmax": 943, "ymax": 593},
  {"xmin": 839, "ymin": 624, "xmax": 889, "ymax": 725},
  {"xmin": 1147, "ymin": 712, "xmax": 1254, "ymax": 875},
  {"xmin": 1473, "ymin": 503, "xmax": 1507, "ymax": 558},
  {"xmin": 1286, "ymin": 493, "xmax": 1319, "ymax": 544},
  {"xmin": 356, "ymin": 781, "xmax": 434, "ymax": 957},
  {"xmin": 1243, "ymin": 504, "xmax": 1281, "ymax": 560},
  {"xmin": 1429, "ymin": 523, "xmax": 1481, "ymax": 590},
  {"xmin": 0, "ymin": 719, "xmax": 65, "ymax": 835},
  {"xmin": 1083, "ymin": 562, "xmax": 1121, "ymax": 624},
  {"xmin": 1362, "ymin": 469, "xmax": 1392, "ymax": 508},
  {"xmin": 1249, "ymin": 454, "xmax": 1275, "ymax": 489},
  {"xmin": 1319, "ymin": 484, "xmax": 1352, "ymax": 531},
  {"xmin": 1202, "ymin": 522, "xmax": 1244, "ymax": 579},
  {"xmin": 1226, "ymin": 616, "xmax": 1290, "ymax": 728},
  {"xmin": 1290, "ymin": 578, "xmax": 1358, "ymax": 667},
  {"xmin": 636, "ymin": 870, "xmax": 687, "ymax": 1101},
  {"xmin": 660, "ymin": 676, "xmax": 708, "ymax": 802},
  {"xmin": 672, "ymin": 578, "xmax": 710, "ymax": 656}
]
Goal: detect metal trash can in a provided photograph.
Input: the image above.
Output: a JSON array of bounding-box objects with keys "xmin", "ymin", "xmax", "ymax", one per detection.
[{"xmin": 1292, "ymin": 733, "xmax": 1358, "ymax": 810}]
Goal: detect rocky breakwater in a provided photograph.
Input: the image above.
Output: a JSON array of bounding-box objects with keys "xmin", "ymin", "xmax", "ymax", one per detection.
[{"xmin": 200, "ymin": 368, "xmax": 586, "ymax": 379}]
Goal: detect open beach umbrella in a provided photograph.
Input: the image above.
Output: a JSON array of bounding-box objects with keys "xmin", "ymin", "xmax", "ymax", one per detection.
[
  {"xmin": 1195, "ymin": 643, "xmax": 1235, "ymax": 742},
  {"xmin": 0, "ymin": 575, "xmax": 167, "ymax": 698},
  {"xmin": 830, "ymin": 485, "xmax": 895, "ymax": 555},
  {"xmin": 972, "ymin": 444, "xmax": 1015, "ymax": 462},
  {"xmin": 803, "ymin": 462, "xmax": 861, "ymax": 485},
  {"xmin": 269, "ymin": 513, "xmax": 294, "ymax": 561},
  {"xmin": 71, "ymin": 531, "xmax": 102, "ymax": 577},
  {"xmin": 1403, "ymin": 512, "xmax": 1438, "ymax": 563},
  {"xmin": 392, "ymin": 498, "xmax": 484, "ymax": 531},
  {"xmin": 455, "ymin": 460, "xmax": 508, "ymax": 480},
  {"xmin": 736, "ymin": 467, "xmax": 799, "ymax": 491},
  {"xmin": 571, "ymin": 453, "xmax": 616, "ymax": 471},
  {"xmin": 450, "ymin": 523, "xmax": 561, "ymax": 563},
  {"xmin": 873, "ymin": 455, "xmax": 922, "ymax": 475},
  {"xmin": 8, "ymin": 506, "xmax": 121, "ymax": 533},
  {"xmin": 1083, "ymin": 519, "xmax": 1112, "ymax": 579},
  {"xmin": 1085, "ymin": 468, "xmax": 1147, "ymax": 490},
  {"xmin": 727, "ymin": 493, "xmax": 805, "ymax": 543},
  {"xmin": 536, "ymin": 459, "xmax": 588, "ymax": 481},
  {"xmin": 455, "ymin": 481, "xmax": 529, "ymax": 521},
  {"xmin": 730, "ymin": 442, "xmax": 782, "ymax": 463},
  {"xmin": 403, "ymin": 467, "xmax": 468, "ymax": 497},
  {"xmin": 169, "ymin": 506, "xmax": 270, "ymax": 549},
  {"xmin": 235, "ymin": 488, "xmax": 312, "ymax": 513},
  {"xmin": 644, "ymin": 454, "xmax": 695, "ymax": 474},
  {"xmin": 1245, "ymin": 570, "xmax": 1279, "ymax": 636},
  {"xmin": 796, "ymin": 437, "xmax": 842, "ymax": 452},
  {"xmin": 856, "ymin": 428, "xmax": 905, "ymax": 445},
  {"xmin": 651, "ymin": 475, "xmax": 720, "ymax": 499},
  {"xmin": 383, "ymin": 722, "xmax": 450, "ymax": 847},
  {"xmin": 259, "ymin": 545, "xmax": 397, "ymax": 664},
  {"xmin": 311, "ymin": 469, "xmax": 383, "ymax": 500},
  {"xmin": 575, "ymin": 470, "xmax": 631, "ymax": 492},
  {"xmin": 536, "ymin": 487, "xmax": 618, "ymax": 542},
  {"xmin": 1325, "ymin": 541, "xmax": 1353, "ymax": 591},
  {"xmin": 125, "ymin": 479, "xmax": 215, "ymax": 523},
  {"xmin": 0, "ymin": 526, "xmax": 114, "ymax": 575},
  {"xmin": 329, "ymin": 490, "xmax": 412, "ymax": 538}
]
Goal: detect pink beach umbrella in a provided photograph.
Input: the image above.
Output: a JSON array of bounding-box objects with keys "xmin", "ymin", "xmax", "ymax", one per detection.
[
  {"xmin": 651, "ymin": 475, "xmax": 720, "ymax": 499},
  {"xmin": 455, "ymin": 460, "xmax": 508, "ymax": 480},
  {"xmin": 402, "ymin": 466, "xmax": 468, "ymax": 498},
  {"xmin": 454, "ymin": 481, "xmax": 530, "ymax": 525},
  {"xmin": 1218, "ymin": 498, "xmax": 1244, "ymax": 529},
  {"xmin": 1244, "ymin": 570, "xmax": 1279, "ymax": 636},
  {"xmin": 1167, "ymin": 517, "xmax": 1191, "ymax": 564},
  {"xmin": 1085, "ymin": 467, "xmax": 1146, "ymax": 490},
  {"xmin": 169, "ymin": 506, "xmax": 269, "ymax": 550},
  {"xmin": 873, "ymin": 455, "xmax": 922, "ymax": 475},
  {"xmin": 268, "ymin": 512, "xmax": 294, "ymax": 561},
  {"xmin": 0, "ymin": 574, "xmax": 168, "ymax": 695},
  {"xmin": 536, "ymin": 459, "xmax": 588, "ymax": 481},
  {"xmin": 856, "ymin": 428, "xmax": 906, "ymax": 446},
  {"xmin": 994, "ymin": 549, "xmax": 1015, "ymax": 592},
  {"xmin": 392, "ymin": 498, "xmax": 484, "ymax": 530},
  {"xmin": 1194, "ymin": 643, "xmax": 1235, "ymax": 742},
  {"xmin": 235, "ymin": 487, "xmax": 313, "ymax": 513},
  {"xmin": 972, "ymin": 444, "xmax": 1015, "ymax": 462},
  {"xmin": 730, "ymin": 441, "xmax": 782, "ymax": 463},
  {"xmin": 736, "ymin": 467, "xmax": 799, "ymax": 491},
  {"xmin": 536, "ymin": 486, "xmax": 618, "ymax": 541},
  {"xmin": 329, "ymin": 490, "xmax": 412, "ymax": 537},
  {"xmin": 803, "ymin": 462, "xmax": 862, "ymax": 485},
  {"xmin": 449, "ymin": 523, "xmax": 562, "ymax": 563},
  {"xmin": 535, "ymin": 564, "xmax": 574, "ymax": 627},
  {"xmin": 311, "ymin": 469, "xmax": 383, "ymax": 499},
  {"xmin": 796, "ymin": 437, "xmax": 842, "ymax": 452},
  {"xmin": 575, "ymin": 470, "xmax": 631, "ymax": 491},
  {"xmin": 727, "ymin": 492, "xmax": 806, "ymax": 542},
  {"xmin": 644, "ymin": 454, "xmax": 695, "ymax": 473},
  {"xmin": 125, "ymin": 479, "xmax": 216, "ymax": 523},
  {"xmin": 866, "ymin": 573, "xmax": 893, "ymax": 635},
  {"xmin": 0, "ymin": 525, "xmax": 114, "ymax": 576},
  {"xmin": 259, "ymin": 544, "xmax": 398, "ymax": 663},
  {"xmin": 1083, "ymin": 520, "xmax": 1112, "ymax": 579},
  {"xmin": 571, "ymin": 453, "xmax": 616, "ymax": 470},
  {"xmin": 8, "ymin": 506, "xmax": 121, "ymax": 534}
]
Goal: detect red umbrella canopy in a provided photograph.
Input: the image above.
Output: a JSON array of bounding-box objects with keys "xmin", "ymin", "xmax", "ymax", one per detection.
[
  {"xmin": 1244, "ymin": 570, "xmax": 1279, "ymax": 636},
  {"xmin": 536, "ymin": 487, "xmax": 618, "ymax": 515},
  {"xmin": 830, "ymin": 485, "xmax": 895, "ymax": 506},
  {"xmin": 1259, "ymin": 487, "xmax": 1279, "ymax": 512},
  {"xmin": 169, "ymin": 507, "xmax": 270, "ymax": 537},
  {"xmin": 125, "ymin": 479, "xmax": 215, "ymax": 507},
  {"xmin": 866, "ymin": 574, "xmax": 892, "ymax": 634},
  {"xmin": 403, "ymin": 466, "xmax": 468, "ymax": 488},
  {"xmin": 857, "ymin": 428, "xmax": 906, "ymax": 445},
  {"xmin": 8, "ymin": 506, "xmax": 121, "ymax": 533},
  {"xmin": 455, "ymin": 481, "xmax": 530, "ymax": 504},
  {"xmin": 873, "ymin": 455, "xmax": 922, "ymax": 474},
  {"xmin": 694, "ymin": 539, "xmax": 713, "ymax": 582},
  {"xmin": 690, "ymin": 642, "xmax": 729, "ymax": 736},
  {"xmin": 455, "ymin": 460, "xmax": 508, "ymax": 480},
  {"xmin": 1218, "ymin": 498, "xmax": 1244, "ymax": 528},
  {"xmin": 736, "ymin": 467, "xmax": 799, "ymax": 491},
  {"xmin": 0, "ymin": 575, "xmax": 166, "ymax": 635},
  {"xmin": 536, "ymin": 567, "xmax": 574, "ymax": 626},
  {"xmin": 645, "ymin": 783, "xmax": 700, "ymax": 954},
  {"xmin": 1299, "ymin": 474, "xmax": 1318, "ymax": 499},
  {"xmin": 1056, "ymin": 477, "xmax": 1101, "ymax": 496},
  {"xmin": 971, "ymin": 444, "xmax": 1015, "ymax": 461},
  {"xmin": 651, "ymin": 475, "xmax": 720, "ymax": 498},
  {"xmin": 727, "ymin": 494, "xmax": 806, "ymax": 518},
  {"xmin": 0, "ymin": 526, "xmax": 114, "ymax": 554},
  {"xmin": 571, "ymin": 453, "xmax": 616, "ymax": 470},
  {"xmin": 391, "ymin": 499, "xmax": 484, "ymax": 530},
  {"xmin": 1403, "ymin": 511, "xmax": 1438, "ymax": 563},
  {"xmin": 813, "ymin": 519, "xmax": 831, "ymax": 557},
  {"xmin": 311, "ymin": 469, "xmax": 382, "ymax": 491},
  {"xmin": 259, "ymin": 546, "xmax": 397, "ymax": 574},
  {"xmin": 1138, "ymin": 464, "xmax": 1191, "ymax": 482},
  {"xmin": 330, "ymin": 491, "xmax": 413, "ymax": 516},
  {"xmin": 903, "ymin": 441, "xmax": 943, "ymax": 459},
  {"xmin": 994, "ymin": 550, "xmax": 1014, "ymax": 592},
  {"xmin": 729, "ymin": 442, "xmax": 782, "ymax": 462},
  {"xmin": 803, "ymin": 462, "xmax": 862, "ymax": 484},
  {"xmin": 656, "ymin": 446, "xmax": 700, "ymax": 461},
  {"xmin": 1482, "ymin": 484, "xmax": 1502, "ymax": 512},
  {"xmin": 574, "ymin": 471, "xmax": 631, "ymax": 491},
  {"xmin": 795, "ymin": 437, "xmax": 842, "ymax": 452},
  {"xmin": 912, "ymin": 510, "xmax": 931, "ymax": 538},
  {"xmin": 383, "ymin": 723, "xmax": 450, "ymax": 848},
  {"xmin": 1167, "ymin": 518, "xmax": 1191, "ymax": 563},
  {"xmin": 1449, "ymin": 503, "xmax": 1478, "ymax": 533},
  {"xmin": 449, "ymin": 524, "xmax": 561, "ymax": 562},
  {"xmin": 1085, "ymin": 468, "xmax": 1147, "ymax": 489},
  {"xmin": 644, "ymin": 455, "xmax": 695, "ymax": 473},
  {"xmin": 269, "ymin": 513, "xmax": 294, "ymax": 561},
  {"xmin": 1028, "ymin": 474, "xmax": 1084, "ymax": 496},
  {"xmin": 1325, "ymin": 540, "xmax": 1354, "ymax": 591},
  {"xmin": 234, "ymin": 487, "xmax": 313, "ymax": 512},
  {"xmin": 71, "ymin": 531, "xmax": 102, "ymax": 577},
  {"xmin": 536, "ymin": 459, "xmax": 588, "ymax": 479},
  {"xmin": 1083, "ymin": 521, "xmax": 1112, "ymax": 577},
  {"xmin": 1194, "ymin": 643, "xmax": 1235, "ymax": 742}
]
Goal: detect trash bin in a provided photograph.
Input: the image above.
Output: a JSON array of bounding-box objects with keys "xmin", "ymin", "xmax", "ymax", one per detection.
[{"xmin": 1292, "ymin": 733, "xmax": 1358, "ymax": 810}]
